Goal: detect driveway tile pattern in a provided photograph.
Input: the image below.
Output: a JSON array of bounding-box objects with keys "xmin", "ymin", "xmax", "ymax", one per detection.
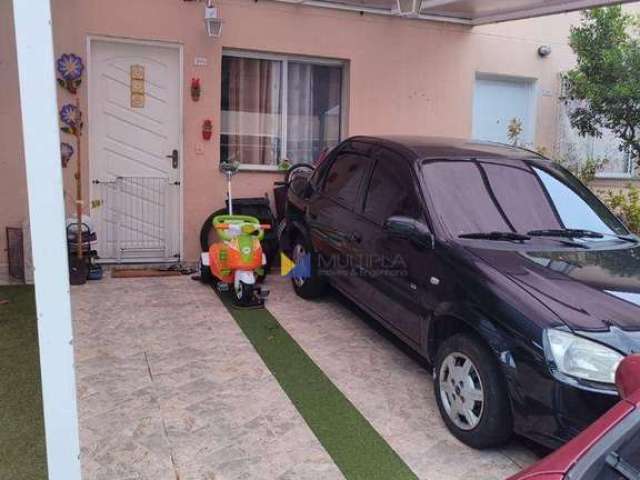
[
  {"xmin": 265, "ymin": 276, "xmax": 540, "ymax": 480},
  {"xmin": 72, "ymin": 277, "xmax": 343, "ymax": 480}
]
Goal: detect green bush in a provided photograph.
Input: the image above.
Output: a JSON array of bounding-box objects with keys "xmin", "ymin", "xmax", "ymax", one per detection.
[{"xmin": 604, "ymin": 185, "xmax": 640, "ymax": 234}]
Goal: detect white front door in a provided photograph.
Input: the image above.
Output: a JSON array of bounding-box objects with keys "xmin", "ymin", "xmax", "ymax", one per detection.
[
  {"xmin": 89, "ymin": 39, "xmax": 182, "ymax": 262},
  {"xmin": 472, "ymin": 75, "xmax": 536, "ymax": 146}
]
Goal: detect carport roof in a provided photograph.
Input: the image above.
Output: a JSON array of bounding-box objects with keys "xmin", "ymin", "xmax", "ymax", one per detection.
[{"xmin": 273, "ymin": 0, "xmax": 636, "ymax": 24}]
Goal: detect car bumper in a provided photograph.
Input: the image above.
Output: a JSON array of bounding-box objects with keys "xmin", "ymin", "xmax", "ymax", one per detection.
[{"xmin": 513, "ymin": 368, "xmax": 619, "ymax": 449}]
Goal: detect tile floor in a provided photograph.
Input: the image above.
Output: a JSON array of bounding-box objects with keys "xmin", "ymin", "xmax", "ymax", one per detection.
[
  {"xmin": 72, "ymin": 276, "xmax": 341, "ymax": 480},
  {"xmin": 72, "ymin": 275, "xmax": 538, "ymax": 480}
]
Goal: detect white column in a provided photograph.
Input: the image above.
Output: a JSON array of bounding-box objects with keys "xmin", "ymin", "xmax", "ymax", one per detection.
[{"xmin": 12, "ymin": 1, "xmax": 82, "ymax": 480}]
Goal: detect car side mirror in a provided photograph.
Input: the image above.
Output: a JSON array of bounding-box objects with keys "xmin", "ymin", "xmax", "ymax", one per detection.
[
  {"xmin": 615, "ymin": 354, "xmax": 640, "ymax": 399},
  {"xmin": 383, "ymin": 216, "xmax": 434, "ymax": 250}
]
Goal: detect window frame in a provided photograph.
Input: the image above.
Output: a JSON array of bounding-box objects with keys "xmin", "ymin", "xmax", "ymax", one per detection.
[{"xmin": 221, "ymin": 49, "xmax": 348, "ymax": 171}]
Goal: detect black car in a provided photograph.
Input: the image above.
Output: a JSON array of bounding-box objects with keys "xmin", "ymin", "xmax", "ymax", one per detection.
[{"xmin": 280, "ymin": 136, "xmax": 640, "ymax": 450}]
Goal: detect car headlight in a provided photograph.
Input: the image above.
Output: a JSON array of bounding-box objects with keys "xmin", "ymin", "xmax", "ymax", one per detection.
[{"xmin": 545, "ymin": 329, "xmax": 623, "ymax": 385}]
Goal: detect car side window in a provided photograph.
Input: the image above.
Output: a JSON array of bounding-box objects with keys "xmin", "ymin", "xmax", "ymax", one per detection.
[
  {"xmin": 323, "ymin": 152, "xmax": 372, "ymax": 208},
  {"xmin": 363, "ymin": 149, "xmax": 422, "ymax": 225}
]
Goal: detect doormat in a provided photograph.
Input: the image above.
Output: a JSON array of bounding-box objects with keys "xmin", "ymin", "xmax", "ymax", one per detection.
[{"xmin": 111, "ymin": 269, "xmax": 182, "ymax": 279}]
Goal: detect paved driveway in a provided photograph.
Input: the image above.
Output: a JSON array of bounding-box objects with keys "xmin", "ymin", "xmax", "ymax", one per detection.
[
  {"xmin": 73, "ymin": 276, "xmax": 341, "ymax": 480},
  {"xmin": 72, "ymin": 275, "xmax": 538, "ymax": 480},
  {"xmin": 266, "ymin": 276, "xmax": 539, "ymax": 479}
]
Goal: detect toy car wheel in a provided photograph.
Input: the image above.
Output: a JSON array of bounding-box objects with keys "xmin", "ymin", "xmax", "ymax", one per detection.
[
  {"xmin": 433, "ymin": 333, "xmax": 512, "ymax": 449},
  {"xmin": 290, "ymin": 236, "xmax": 326, "ymax": 299},
  {"xmin": 235, "ymin": 281, "xmax": 252, "ymax": 306},
  {"xmin": 200, "ymin": 260, "xmax": 213, "ymax": 284}
]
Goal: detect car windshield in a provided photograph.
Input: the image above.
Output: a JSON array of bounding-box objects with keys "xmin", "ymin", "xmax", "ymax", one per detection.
[{"xmin": 421, "ymin": 158, "xmax": 629, "ymax": 240}]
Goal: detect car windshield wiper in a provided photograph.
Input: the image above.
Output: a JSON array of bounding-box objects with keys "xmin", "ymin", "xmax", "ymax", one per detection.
[
  {"xmin": 459, "ymin": 231, "xmax": 531, "ymax": 241},
  {"xmin": 527, "ymin": 228, "xmax": 605, "ymax": 239},
  {"xmin": 528, "ymin": 229, "xmax": 638, "ymax": 243},
  {"xmin": 606, "ymin": 451, "xmax": 640, "ymax": 480}
]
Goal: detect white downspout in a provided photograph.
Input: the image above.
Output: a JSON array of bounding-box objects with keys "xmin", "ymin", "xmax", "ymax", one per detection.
[{"xmin": 12, "ymin": 1, "xmax": 82, "ymax": 479}]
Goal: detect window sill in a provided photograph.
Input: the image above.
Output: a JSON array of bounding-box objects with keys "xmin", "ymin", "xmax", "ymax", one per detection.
[
  {"xmin": 594, "ymin": 174, "xmax": 637, "ymax": 181},
  {"xmin": 237, "ymin": 164, "xmax": 287, "ymax": 173}
]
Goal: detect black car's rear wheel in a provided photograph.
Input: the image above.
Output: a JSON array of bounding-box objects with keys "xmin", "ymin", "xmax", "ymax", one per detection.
[{"xmin": 434, "ymin": 333, "xmax": 513, "ymax": 449}]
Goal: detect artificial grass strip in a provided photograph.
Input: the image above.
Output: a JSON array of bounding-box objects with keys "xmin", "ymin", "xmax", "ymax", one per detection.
[
  {"xmin": 0, "ymin": 286, "xmax": 48, "ymax": 480},
  {"xmin": 218, "ymin": 293, "xmax": 418, "ymax": 480}
]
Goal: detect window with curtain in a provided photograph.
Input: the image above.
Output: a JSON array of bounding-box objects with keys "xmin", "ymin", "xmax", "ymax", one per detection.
[{"xmin": 221, "ymin": 53, "xmax": 344, "ymax": 166}]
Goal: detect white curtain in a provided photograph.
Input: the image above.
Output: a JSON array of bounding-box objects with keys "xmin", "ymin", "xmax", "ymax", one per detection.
[
  {"xmin": 287, "ymin": 63, "xmax": 315, "ymax": 164},
  {"xmin": 222, "ymin": 57, "xmax": 282, "ymax": 165}
]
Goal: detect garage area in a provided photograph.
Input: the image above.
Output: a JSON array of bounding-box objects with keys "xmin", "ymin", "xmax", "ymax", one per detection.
[
  {"xmin": 6, "ymin": 0, "xmax": 640, "ymax": 479},
  {"xmin": 72, "ymin": 275, "xmax": 538, "ymax": 479}
]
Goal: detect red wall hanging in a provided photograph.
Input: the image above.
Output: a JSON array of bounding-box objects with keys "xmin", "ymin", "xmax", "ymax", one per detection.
[
  {"xmin": 202, "ymin": 119, "xmax": 213, "ymax": 141},
  {"xmin": 191, "ymin": 78, "xmax": 201, "ymax": 102}
]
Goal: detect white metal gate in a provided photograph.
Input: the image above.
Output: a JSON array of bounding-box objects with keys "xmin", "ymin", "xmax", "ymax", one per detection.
[{"xmin": 95, "ymin": 177, "xmax": 178, "ymax": 262}]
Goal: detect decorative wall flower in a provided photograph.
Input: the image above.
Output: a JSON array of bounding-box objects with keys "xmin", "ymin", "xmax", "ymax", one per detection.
[
  {"xmin": 57, "ymin": 53, "xmax": 84, "ymax": 80},
  {"xmin": 60, "ymin": 103, "xmax": 83, "ymax": 136},
  {"xmin": 60, "ymin": 142, "xmax": 74, "ymax": 168},
  {"xmin": 56, "ymin": 53, "xmax": 84, "ymax": 94}
]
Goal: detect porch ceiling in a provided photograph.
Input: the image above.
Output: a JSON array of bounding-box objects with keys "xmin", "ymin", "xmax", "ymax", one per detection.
[{"xmin": 273, "ymin": 0, "xmax": 637, "ymax": 25}]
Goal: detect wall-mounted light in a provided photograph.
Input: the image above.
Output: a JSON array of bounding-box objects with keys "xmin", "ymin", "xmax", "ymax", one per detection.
[
  {"xmin": 204, "ymin": 1, "xmax": 222, "ymax": 38},
  {"xmin": 538, "ymin": 45, "xmax": 552, "ymax": 58},
  {"xmin": 396, "ymin": 0, "xmax": 422, "ymax": 17}
]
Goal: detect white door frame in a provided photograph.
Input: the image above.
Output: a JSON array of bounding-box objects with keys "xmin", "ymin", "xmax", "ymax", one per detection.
[{"xmin": 87, "ymin": 35, "xmax": 184, "ymax": 262}]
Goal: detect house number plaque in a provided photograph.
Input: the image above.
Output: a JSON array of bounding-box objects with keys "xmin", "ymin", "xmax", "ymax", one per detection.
[{"xmin": 130, "ymin": 64, "xmax": 145, "ymax": 108}]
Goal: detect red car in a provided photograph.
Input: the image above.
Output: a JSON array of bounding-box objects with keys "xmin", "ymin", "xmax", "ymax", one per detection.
[{"xmin": 509, "ymin": 355, "xmax": 640, "ymax": 480}]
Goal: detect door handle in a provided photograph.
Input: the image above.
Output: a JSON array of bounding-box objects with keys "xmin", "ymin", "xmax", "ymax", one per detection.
[
  {"xmin": 166, "ymin": 149, "xmax": 179, "ymax": 169},
  {"xmin": 349, "ymin": 232, "xmax": 362, "ymax": 243}
]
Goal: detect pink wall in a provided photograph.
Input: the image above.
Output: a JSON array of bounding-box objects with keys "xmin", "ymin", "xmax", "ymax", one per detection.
[
  {"xmin": 0, "ymin": 0, "xmax": 27, "ymax": 280},
  {"xmin": 1, "ymin": 0, "xmax": 588, "ymax": 270}
]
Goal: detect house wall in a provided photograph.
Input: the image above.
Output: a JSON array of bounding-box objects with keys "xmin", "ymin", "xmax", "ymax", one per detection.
[
  {"xmin": 0, "ymin": 0, "xmax": 26, "ymax": 283},
  {"xmin": 1, "ymin": 0, "xmax": 591, "ymax": 274}
]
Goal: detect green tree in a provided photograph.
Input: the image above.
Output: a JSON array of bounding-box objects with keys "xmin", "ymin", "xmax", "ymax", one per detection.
[{"xmin": 564, "ymin": 6, "xmax": 640, "ymax": 166}]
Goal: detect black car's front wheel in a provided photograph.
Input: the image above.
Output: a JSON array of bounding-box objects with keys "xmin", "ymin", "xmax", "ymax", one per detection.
[{"xmin": 434, "ymin": 333, "xmax": 513, "ymax": 449}]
